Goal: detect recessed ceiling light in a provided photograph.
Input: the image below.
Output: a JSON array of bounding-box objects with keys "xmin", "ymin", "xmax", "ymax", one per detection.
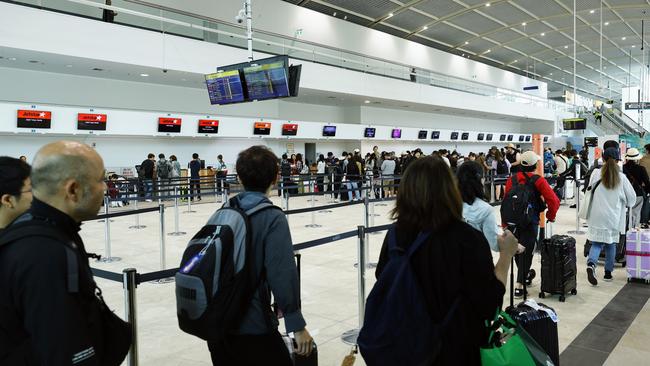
[
  {"xmin": 423, "ymin": 26, "xmax": 428, "ymax": 30},
  {"xmin": 485, "ymin": 3, "xmax": 491, "ymax": 7},
  {"xmin": 140, "ymin": 73, "xmax": 149, "ymax": 77},
  {"xmin": 622, "ymin": 37, "xmax": 626, "ymax": 41},
  {"xmin": 522, "ymin": 22, "xmax": 527, "ymax": 26},
  {"xmin": 387, "ymin": 13, "xmax": 393, "ymax": 18},
  {"xmin": 333, "ymin": 12, "xmax": 337, "ymax": 16},
  {"xmin": 514, "ymin": 59, "xmax": 518, "ymax": 62},
  {"xmin": 564, "ymin": 45, "xmax": 569, "ymax": 49},
  {"xmin": 465, "ymin": 41, "xmax": 469, "ymax": 45},
  {"xmin": 540, "ymin": 32, "xmax": 545, "ymax": 36},
  {"xmin": 549, "ymin": 73, "xmax": 553, "ymax": 75},
  {"xmin": 462, "ymin": 53, "xmax": 465, "ymax": 56},
  {"xmin": 65, "ymin": 64, "xmax": 73, "ymax": 68},
  {"xmin": 590, "ymin": 10, "xmax": 595, "ymax": 14},
  {"xmin": 604, "ymin": 22, "xmax": 609, "ymax": 26},
  {"xmin": 8, "ymin": 57, "xmax": 16, "ymax": 61},
  {"xmin": 632, "ymin": 45, "xmax": 636, "ymax": 48},
  {"xmin": 344, "ymin": 15, "xmax": 347, "ymax": 20},
  {"xmin": 485, "ymin": 49, "xmax": 491, "ymax": 53},
  {"xmin": 364, "ymin": 100, "xmax": 371, "ymax": 104}
]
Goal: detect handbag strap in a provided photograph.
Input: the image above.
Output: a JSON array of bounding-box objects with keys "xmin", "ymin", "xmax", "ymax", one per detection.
[{"xmin": 585, "ymin": 180, "xmax": 602, "ymax": 217}]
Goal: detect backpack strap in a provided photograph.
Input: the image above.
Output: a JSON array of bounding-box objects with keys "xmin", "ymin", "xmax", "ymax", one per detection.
[
  {"xmin": 0, "ymin": 220, "xmax": 79, "ymax": 293},
  {"xmin": 387, "ymin": 226, "xmax": 431, "ymax": 259}
]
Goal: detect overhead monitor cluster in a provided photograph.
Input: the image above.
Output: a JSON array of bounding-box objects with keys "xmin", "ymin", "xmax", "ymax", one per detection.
[{"xmin": 205, "ymin": 55, "xmax": 302, "ymax": 105}]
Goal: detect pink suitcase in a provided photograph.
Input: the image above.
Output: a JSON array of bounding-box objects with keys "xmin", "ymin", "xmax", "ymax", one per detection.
[{"xmin": 625, "ymin": 229, "xmax": 650, "ymax": 283}]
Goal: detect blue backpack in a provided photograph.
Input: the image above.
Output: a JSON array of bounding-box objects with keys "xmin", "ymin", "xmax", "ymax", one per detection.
[{"xmin": 358, "ymin": 227, "xmax": 460, "ymax": 366}]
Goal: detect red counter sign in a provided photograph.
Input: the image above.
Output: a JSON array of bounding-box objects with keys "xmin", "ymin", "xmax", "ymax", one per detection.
[
  {"xmin": 253, "ymin": 122, "xmax": 272, "ymax": 135},
  {"xmin": 17, "ymin": 110, "xmax": 52, "ymax": 129},
  {"xmin": 77, "ymin": 113, "xmax": 107, "ymax": 131},
  {"xmin": 198, "ymin": 119, "xmax": 219, "ymax": 134},
  {"xmin": 158, "ymin": 118, "xmax": 182, "ymax": 133},
  {"xmin": 282, "ymin": 123, "xmax": 298, "ymax": 136}
]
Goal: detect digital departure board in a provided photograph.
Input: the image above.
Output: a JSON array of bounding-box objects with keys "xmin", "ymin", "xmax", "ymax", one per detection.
[
  {"xmin": 477, "ymin": 133, "xmax": 485, "ymax": 141},
  {"xmin": 243, "ymin": 62, "xmax": 290, "ymax": 101},
  {"xmin": 198, "ymin": 119, "xmax": 219, "ymax": 134},
  {"xmin": 486, "ymin": 134, "xmax": 493, "ymax": 141},
  {"xmin": 461, "ymin": 132, "xmax": 469, "ymax": 140},
  {"xmin": 563, "ymin": 118, "xmax": 587, "ymax": 130},
  {"xmin": 158, "ymin": 118, "xmax": 182, "ymax": 133},
  {"xmin": 205, "ymin": 71, "xmax": 245, "ymax": 105},
  {"xmin": 77, "ymin": 113, "xmax": 107, "ymax": 131},
  {"xmin": 17, "ymin": 110, "xmax": 51, "ymax": 129}
]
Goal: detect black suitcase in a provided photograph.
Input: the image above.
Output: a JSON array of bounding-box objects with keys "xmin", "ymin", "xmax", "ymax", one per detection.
[
  {"xmin": 506, "ymin": 253, "xmax": 560, "ymax": 366},
  {"xmin": 539, "ymin": 235, "xmax": 578, "ymax": 302}
]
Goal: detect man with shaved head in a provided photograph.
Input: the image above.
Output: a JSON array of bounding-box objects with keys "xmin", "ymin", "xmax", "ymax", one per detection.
[{"xmin": 0, "ymin": 141, "xmax": 130, "ymax": 365}]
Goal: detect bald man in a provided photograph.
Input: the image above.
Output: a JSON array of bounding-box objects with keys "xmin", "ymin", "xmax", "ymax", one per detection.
[{"xmin": 0, "ymin": 141, "xmax": 130, "ymax": 365}]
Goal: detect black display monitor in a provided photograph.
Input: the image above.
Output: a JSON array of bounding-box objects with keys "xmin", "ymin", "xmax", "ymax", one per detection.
[
  {"xmin": 282, "ymin": 123, "xmax": 298, "ymax": 136},
  {"xmin": 450, "ymin": 132, "xmax": 459, "ymax": 140},
  {"xmin": 77, "ymin": 113, "xmax": 107, "ymax": 131},
  {"xmin": 205, "ymin": 70, "xmax": 245, "ymax": 105},
  {"xmin": 253, "ymin": 122, "xmax": 272, "ymax": 135},
  {"xmin": 518, "ymin": 135, "xmax": 525, "ymax": 142},
  {"xmin": 391, "ymin": 129, "xmax": 402, "ymax": 138},
  {"xmin": 322, "ymin": 125, "xmax": 336, "ymax": 137},
  {"xmin": 486, "ymin": 134, "xmax": 493, "ymax": 141},
  {"xmin": 507, "ymin": 135, "xmax": 514, "ymax": 141},
  {"xmin": 158, "ymin": 118, "xmax": 182, "ymax": 133},
  {"xmin": 543, "ymin": 136, "xmax": 549, "ymax": 142},
  {"xmin": 563, "ymin": 118, "xmax": 587, "ymax": 130},
  {"xmin": 461, "ymin": 132, "xmax": 469, "ymax": 141},
  {"xmin": 525, "ymin": 135, "xmax": 531, "ymax": 142},
  {"xmin": 418, "ymin": 130, "xmax": 427, "ymax": 139},
  {"xmin": 499, "ymin": 134, "xmax": 506, "ymax": 141},
  {"xmin": 431, "ymin": 131, "xmax": 440, "ymax": 140},
  {"xmin": 477, "ymin": 133, "xmax": 485, "ymax": 141},
  {"xmin": 364, "ymin": 127, "xmax": 376, "ymax": 138},
  {"xmin": 198, "ymin": 119, "xmax": 219, "ymax": 134},
  {"xmin": 584, "ymin": 137, "xmax": 598, "ymax": 147}
]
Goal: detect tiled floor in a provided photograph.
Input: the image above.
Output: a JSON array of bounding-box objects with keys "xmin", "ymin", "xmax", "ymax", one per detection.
[{"xmin": 81, "ymin": 194, "xmax": 649, "ymax": 366}]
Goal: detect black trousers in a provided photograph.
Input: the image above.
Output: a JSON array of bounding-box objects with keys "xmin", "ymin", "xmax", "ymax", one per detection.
[
  {"xmin": 189, "ymin": 179, "xmax": 201, "ymax": 199},
  {"xmin": 513, "ymin": 223, "xmax": 538, "ymax": 284},
  {"xmin": 208, "ymin": 331, "xmax": 292, "ymax": 366}
]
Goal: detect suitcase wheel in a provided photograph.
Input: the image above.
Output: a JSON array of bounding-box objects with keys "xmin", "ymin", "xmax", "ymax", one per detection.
[
  {"xmin": 622, "ymin": 261, "xmax": 627, "ymax": 267},
  {"xmin": 559, "ymin": 295, "xmax": 566, "ymax": 302},
  {"xmin": 539, "ymin": 292, "xmax": 545, "ymax": 299},
  {"xmin": 627, "ymin": 278, "xmax": 631, "ymax": 283},
  {"xmin": 570, "ymin": 289, "xmax": 577, "ymax": 295}
]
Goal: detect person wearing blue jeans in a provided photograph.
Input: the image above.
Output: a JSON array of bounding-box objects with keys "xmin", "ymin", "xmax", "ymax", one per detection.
[
  {"xmin": 144, "ymin": 179, "xmax": 153, "ymax": 200},
  {"xmin": 346, "ymin": 181, "xmax": 359, "ymax": 201},
  {"xmin": 587, "ymin": 241, "xmax": 617, "ymax": 279}
]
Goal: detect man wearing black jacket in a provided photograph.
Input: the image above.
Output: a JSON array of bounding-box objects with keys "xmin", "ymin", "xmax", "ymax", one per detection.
[{"xmin": 0, "ymin": 141, "xmax": 127, "ymax": 365}]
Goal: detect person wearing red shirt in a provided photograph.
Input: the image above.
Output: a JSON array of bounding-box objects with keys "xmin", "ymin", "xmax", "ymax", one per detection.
[{"xmin": 503, "ymin": 151, "xmax": 560, "ymax": 298}]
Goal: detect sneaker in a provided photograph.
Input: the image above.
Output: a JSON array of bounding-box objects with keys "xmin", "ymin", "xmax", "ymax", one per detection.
[
  {"xmin": 525, "ymin": 269, "xmax": 537, "ymax": 286},
  {"xmin": 569, "ymin": 204, "xmax": 577, "ymax": 208},
  {"xmin": 334, "ymin": 199, "xmax": 339, "ymax": 203},
  {"xmin": 587, "ymin": 263, "xmax": 598, "ymax": 286},
  {"xmin": 604, "ymin": 271, "xmax": 613, "ymax": 281},
  {"xmin": 145, "ymin": 199, "xmax": 153, "ymax": 202},
  {"xmin": 514, "ymin": 288, "xmax": 527, "ymax": 299}
]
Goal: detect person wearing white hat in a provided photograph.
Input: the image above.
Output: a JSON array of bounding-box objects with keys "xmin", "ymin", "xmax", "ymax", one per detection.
[
  {"xmin": 502, "ymin": 150, "xmax": 560, "ymax": 298},
  {"xmin": 623, "ymin": 147, "xmax": 650, "ymax": 228}
]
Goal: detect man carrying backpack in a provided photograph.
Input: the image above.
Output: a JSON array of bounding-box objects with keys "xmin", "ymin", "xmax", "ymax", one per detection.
[
  {"xmin": 176, "ymin": 146, "xmax": 312, "ymax": 366},
  {"xmin": 502, "ymin": 151, "xmax": 559, "ymax": 298},
  {"xmin": 156, "ymin": 153, "xmax": 172, "ymax": 200}
]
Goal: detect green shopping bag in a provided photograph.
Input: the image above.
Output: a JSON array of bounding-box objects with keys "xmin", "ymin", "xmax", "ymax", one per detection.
[{"xmin": 481, "ymin": 310, "xmax": 555, "ymax": 366}]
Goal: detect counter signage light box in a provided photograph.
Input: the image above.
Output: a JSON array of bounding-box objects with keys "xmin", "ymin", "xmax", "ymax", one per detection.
[
  {"xmin": 499, "ymin": 134, "xmax": 506, "ymax": 141},
  {"xmin": 17, "ymin": 110, "xmax": 52, "ymax": 129},
  {"xmin": 253, "ymin": 122, "xmax": 272, "ymax": 135},
  {"xmin": 322, "ymin": 125, "xmax": 336, "ymax": 137},
  {"xmin": 205, "ymin": 70, "xmax": 245, "ymax": 105},
  {"xmin": 364, "ymin": 127, "xmax": 376, "ymax": 138},
  {"xmin": 418, "ymin": 130, "xmax": 427, "ymax": 139},
  {"xmin": 198, "ymin": 119, "xmax": 219, "ymax": 134},
  {"xmin": 507, "ymin": 135, "xmax": 514, "ymax": 141},
  {"xmin": 391, "ymin": 129, "xmax": 402, "ymax": 138},
  {"xmin": 486, "ymin": 134, "xmax": 493, "ymax": 141},
  {"xmin": 461, "ymin": 132, "xmax": 469, "ymax": 141},
  {"xmin": 158, "ymin": 118, "xmax": 182, "ymax": 133},
  {"xmin": 450, "ymin": 132, "xmax": 459, "ymax": 140},
  {"xmin": 282, "ymin": 123, "xmax": 298, "ymax": 136},
  {"xmin": 431, "ymin": 131, "xmax": 440, "ymax": 140},
  {"xmin": 518, "ymin": 135, "xmax": 525, "ymax": 142},
  {"xmin": 77, "ymin": 113, "xmax": 107, "ymax": 131},
  {"xmin": 544, "ymin": 136, "xmax": 549, "ymax": 142},
  {"xmin": 525, "ymin": 135, "xmax": 531, "ymax": 142},
  {"xmin": 477, "ymin": 133, "xmax": 485, "ymax": 141}
]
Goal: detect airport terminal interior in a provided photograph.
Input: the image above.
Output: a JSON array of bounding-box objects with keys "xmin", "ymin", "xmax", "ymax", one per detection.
[{"xmin": 2, "ymin": 0, "xmax": 650, "ymax": 365}]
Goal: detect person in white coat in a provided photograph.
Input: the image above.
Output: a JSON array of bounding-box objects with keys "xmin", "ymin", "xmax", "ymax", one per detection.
[{"xmin": 585, "ymin": 147, "xmax": 636, "ymax": 285}]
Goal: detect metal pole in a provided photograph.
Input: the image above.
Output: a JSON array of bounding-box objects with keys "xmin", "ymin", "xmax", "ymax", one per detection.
[
  {"xmin": 123, "ymin": 268, "xmax": 138, "ymax": 366},
  {"xmin": 168, "ymin": 186, "xmax": 186, "ymax": 236},
  {"xmin": 245, "ymin": 0, "xmax": 253, "ymax": 62},
  {"xmin": 376, "ymin": 175, "xmax": 387, "ymax": 206},
  {"xmin": 329, "ymin": 171, "xmax": 336, "ymax": 203},
  {"xmin": 284, "ymin": 185, "xmax": 290, "ymax": 223},
  {"xmin": 155, "ymin": 204, "xmax": 174, "ymax": 283},
  {"xmin": 214, "ymin": 174, "xmax": 218, "ymax": 204},
  {"xmin": 568, "ymin": 164, "xmax": 585, "ymax": 234},
  {"xmin": 305, "ymin": 180, "xmax": 322, "ymax": 228},
  {"xmin": 363, "ymin": 188, "xmax": 377, "ymax": 267},
  {"xmin": 129, "ymin": 196, "xmax": 146, "ymax": 229},
  {"xmin": 186, "ymin": 178, "xmax": 196, "ymax": 213},
  {"xmin": 100, "ymin": 196, "xmax": 121, "ymax": 262},
  {"xmin": 573, "ymin": 0, "xmax": 577, "ymax": 117},
  {"xmin": 342, "ymin": 225, "xmax": 367, "ymax": 345}
]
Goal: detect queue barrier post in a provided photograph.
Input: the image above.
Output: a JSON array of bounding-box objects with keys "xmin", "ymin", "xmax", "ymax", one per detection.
[
  {"xmin": 123, "ymin": 268, "xmax": 138, "ymax": 366},
  {"xmin": 329, "ymin": 172, "xmax": 337, "ymax": 203},
  {"xmin": 154, "ymin": 204, "xmax": 174, "ymax": 283},
  {"xmin": 168, "ymin": 186, "xmax": 186, "ymax": 236},
  {"xmin": 214, "ymin": 175, "xmax": 219, "ymax": 205},
  {"xmin": 375, "ymin": 175, "xmax": 388, "ymax": 206},
  {"xmin": 568, "ymin": 165, "xmax": 585, "ymax": 235},
  {"xmin": 185, "ymin": 178, "xmax": 196, "ymax": 213},
  {"xmin": 129, "ymin": 196, "xmax": 146, "ymax": 230},
  {"xmin": 305, "ymin": 179, "xmax": 322, "ymax": 228},
  {"xmin": 342, "ymin": 225, "xmax": 367, "ymax": 345},
  {"xmin": 100, "ymin": 196, "xmax": 121, "ymax": 263}
]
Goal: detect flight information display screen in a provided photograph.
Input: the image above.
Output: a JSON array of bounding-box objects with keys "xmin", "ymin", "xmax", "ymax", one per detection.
[
  {"xmin": 507, "ymin": 135, "xmax": 514, "ymax": 141},
  {"xmin": 243, "ymin": 62, "xmax": 290, "ymax": 101},
  {"xmin": 450, "ymin": 132, "xmax": 459, "ymax": 140},
  {"xmin": 500, "ymin": 134, "xmax": 506, "ymax": 141},
  {"xmin": 486, "ymin": 134, "xmax": 493, "ymax": 141},
  {"xmin": 461, "ymin": 132, "xmax": 469, "ymax": 140},
  {"xmin": 77, "ymin": 113, "xmax": 107, "ymax": 131},
  {"xmin": 253, "ymin": 122, "xmax": 272, "ymax": 135},
  {"xmin": 17, "ymin": 110, "xmax": 51, "ymax": 129},
  {"xmin": 158, "ymin": 118, "xmax": 182, "ymax": 133},
  {"xmin": 364, "ymin": 127, "xmax": 376, "ymax": 138},
  {"xmin": 198, "ymin": 119, "xmax": 219, "ymax": 134},
  {"xmin": 431, "ymin": 131, "xmax": 440, "ymax": 140},
  {"xmin": 205, "ymin": 70, "xmax": 245, "ymax": 105},
  {"xmin": 477, "ymin": 133, "xmax": 485, "ymax": 141},
  {"xmin": 563, "ymin": 118, "xmax": 587, "ymax": 130}
]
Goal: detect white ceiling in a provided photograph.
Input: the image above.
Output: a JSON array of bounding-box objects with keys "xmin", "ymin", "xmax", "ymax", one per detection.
[{"xmin": 285, "ymin": 0, "xmax": 650, "ymax": 101}]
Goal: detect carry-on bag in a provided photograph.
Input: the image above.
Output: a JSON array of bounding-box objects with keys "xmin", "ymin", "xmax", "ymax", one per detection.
[
  {"xmin": 625, "ymin": 229, "xmax": 650, "ymax": 283},
  {"xmin": 539, "ymin": 234, "xmax": 578, "ymax": 302},
  {"xmin": 506, "ymin": 249, "xmax": 560, "ymax": 366},
  {"xmin": 282, "ymin": 334, "xmax": 318, "ymax": 366}
]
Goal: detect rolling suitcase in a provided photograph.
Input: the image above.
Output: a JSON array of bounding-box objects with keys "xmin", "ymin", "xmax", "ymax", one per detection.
[
  {"xmin": 625, "ymin": 229, "xmax": 650, "ymax": 283},
  {"xmin": 539, "ymin": 234, "xmax": 578, "ymax": 302},
  {"xmin": 506, "ymin": 246, "xmax": 560, "ymax": 365}
]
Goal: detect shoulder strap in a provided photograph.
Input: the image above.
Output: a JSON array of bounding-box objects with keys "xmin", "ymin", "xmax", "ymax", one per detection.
[{"xmin": 0, "ymin": 222, "xmax": 79, "ymax": 293}]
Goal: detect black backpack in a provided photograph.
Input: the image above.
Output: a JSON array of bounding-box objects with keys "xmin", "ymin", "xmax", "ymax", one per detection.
[
  {"xmin": 175, "ymin": 198, "xmax": 281, "ymax": 341},
  {"xmin": 0, "ymin": 217, "xmax": 132, "ymax": 366},
  {"xmin": 500, "ymin": 174, "xmax": 543, "ymax": 227},
  {"xmin": 496, "ymin": 160, "xmax": 509, "ymax": 175}
]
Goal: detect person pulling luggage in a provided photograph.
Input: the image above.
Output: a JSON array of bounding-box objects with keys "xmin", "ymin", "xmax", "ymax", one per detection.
[{"xmin": 501, "ymin": 151, "xmax": 560, "ymax": 298}]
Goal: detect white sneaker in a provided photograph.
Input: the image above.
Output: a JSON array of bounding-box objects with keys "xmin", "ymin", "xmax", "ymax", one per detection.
[{"xmin": 145, "ymin": 199, "xmax": 153, "ymax": 202}]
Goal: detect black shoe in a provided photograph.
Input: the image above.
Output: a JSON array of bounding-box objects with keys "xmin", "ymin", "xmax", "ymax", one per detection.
[
  {"xmin": 587, "ymin": 263, "xmax": 598, "ymax": 286},
  {"xmin": 570, "ymin": 204, "xmax": 576, "ymax": 208},
  {"xmin": 525, "ymin": 269, "xmax": 536, "ymax": 286},
  {"xmin": 604, "ymin": 271, "xmax": 613, "ymax": 282},
  {"xmin": 514, "ymin": 288, "xmax": 527, "ymax": 299}
]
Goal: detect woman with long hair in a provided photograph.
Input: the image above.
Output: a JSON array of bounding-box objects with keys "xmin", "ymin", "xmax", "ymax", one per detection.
[
  {"xmin": 373, "ymin": 156, "xmax": 518, "ymax": 365},
  {"xmin": 586, "ymin": 147, "xmax": 636, "ymax": 285},
  {"xmin": 492, "ymin": 149, "xmax": 510, "ymax": 201}
]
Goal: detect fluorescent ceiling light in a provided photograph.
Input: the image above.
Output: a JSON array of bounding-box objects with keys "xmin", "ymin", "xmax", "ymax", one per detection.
[
  {"xmin": 465, "ymin": 41, "xmax": 469, "ymax": 45},
  {"xmin": 540, "ymin": 32, "xmax": 545, "ymax": 36},
  {"xmin": 622, "ymin": 37, "xmax": 626, "ymax": 40},
  {"xmin": 422, "ymin": 26, "xmax": 428, "ymax": 30},
  {"xmin": 604, "ymin": 22, "xmax": 609, "ymax": 26},
  {"xmin": 387, "ymin": 13, "xmax": 393, "ymax": 18},
  {"xmin": 486, "ymin": 3, "xmax": 491, "ymax": 7},
  {"xmin": 364, "ymin": 100, "xmax": 371, "ymax": 104},
  {"xmin": 521, "ymin": 22, "xmax": 526, "ymax": 26},
  {"xmin": 590, "ymin": 10, "xmax": 595, "ymax": 14},
  {"xmin": 564, "ymin": 45, "xmax": 569, "ymax": 49},
  {"xmin": 140, "ymin": 73, "xmax": 149, "ymax": 77}
]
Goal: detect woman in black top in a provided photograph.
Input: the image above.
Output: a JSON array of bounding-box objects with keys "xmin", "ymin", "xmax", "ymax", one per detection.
[
  {"xmin": 376, "ymin": 156, "xmax": 518, "ymax": 365},
  {"xmin": 623, "ymin": 148, "xmax": 650, "ymax": 227}
]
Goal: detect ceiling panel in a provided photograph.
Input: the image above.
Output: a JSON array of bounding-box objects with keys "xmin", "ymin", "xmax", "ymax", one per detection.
[
  {"xmin": 487, "ymin": 29, "xmax": 525, "ymax": 43},
  {"xmin": 480, "ymin": 2, "xmax": 531, "ymax": 25},
  {"xmin": 508, "ymin": 38, "xmax": 552, "ymax": 54},
  {"xmin": 544, "ymin": 14, "xmax": 575, "ymax": 29},
  {"xmin": 318, "ymin": 0, "xmax": 396, "ymax": 19},
  {"xmin": 303, "ymin": 2, "xmax": 373, "ymax": 25},
  {"xmin": 384, "ymin": 9, "xmax": 432, "ymax": 31},
  {"xmin": 511, "ymin": 0, "xmax": 569, "ymax": 18},
  {"xmin": 446, "ymin": 11, "xmax": 503, "ymax": 34},
  {"xmin": 487, "ymin": 47, "xmax": 523, "ymax": 63},
  {"xmin": 458, "ymin": 38, "xmax": 497, "ymax": 54},
  {"xmin": 420, "ymin": 23, "xmax": 474, "ymax": 45},
  {"xmin": 412, "ymin": 0, "xmax": 465, "ymax": 18}
]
